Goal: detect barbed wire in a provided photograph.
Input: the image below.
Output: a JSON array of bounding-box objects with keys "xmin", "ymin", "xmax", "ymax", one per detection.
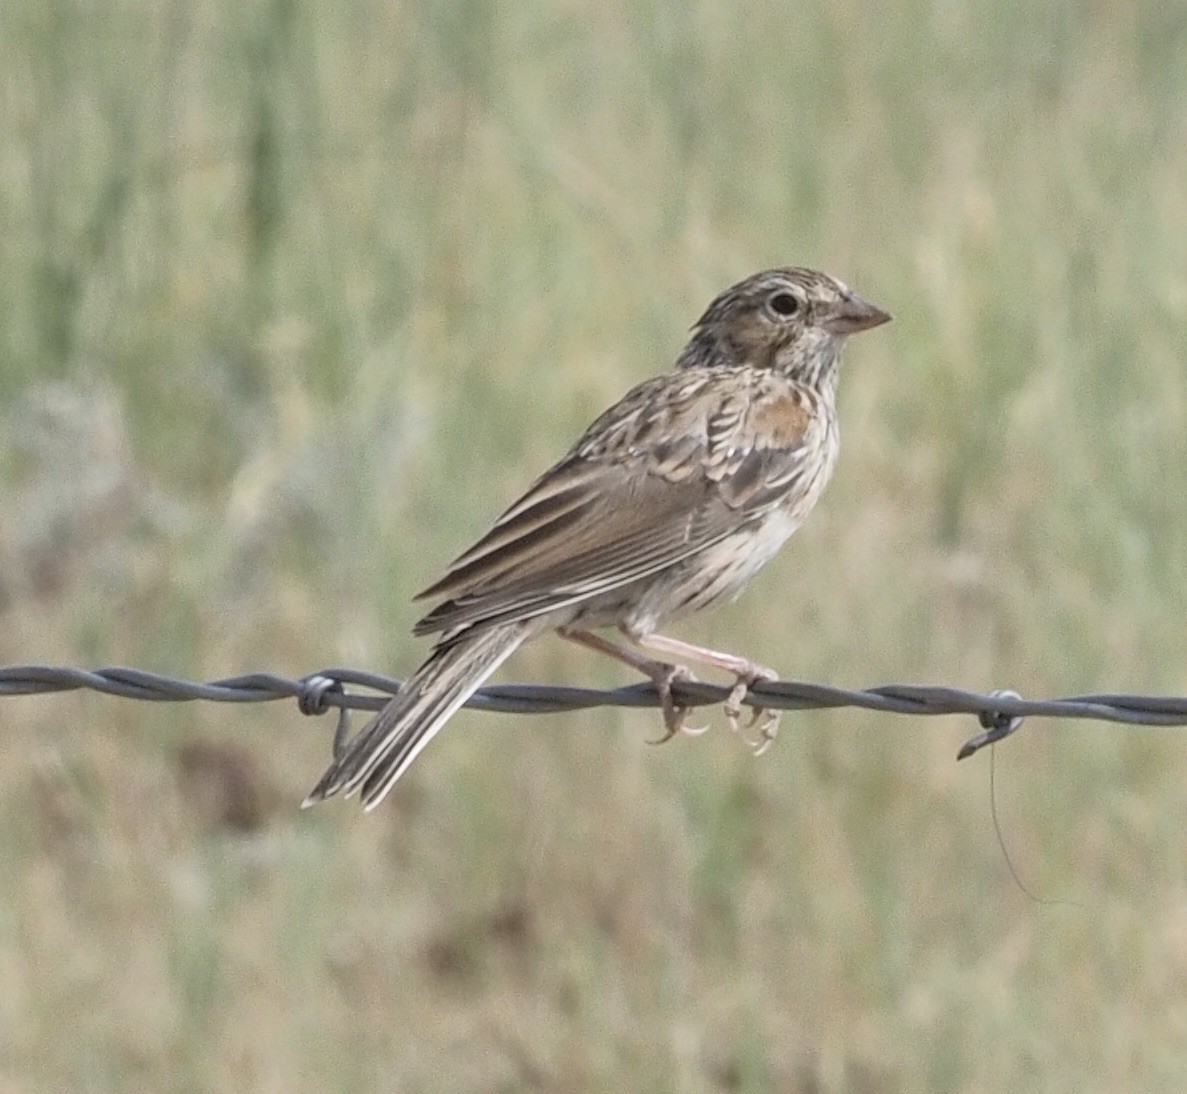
[{"xmin": 3, "ymin": 664, "xmax": 1186, "ymax": 760}]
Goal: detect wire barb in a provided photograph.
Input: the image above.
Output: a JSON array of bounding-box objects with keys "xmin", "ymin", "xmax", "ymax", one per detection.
[
  {"xmin": 1, "ymin": 666, "xmax": 1186, "ymax": 755},
  {"xmin": 296, "ymin": 674, "xmax": 341, "ymax": 716},
  {"xmin": 957, "ymin": 689, "xmax": 1026, "ymax": 759},
  {"xmin": 296, "ymin": 674, "xmax": 354, "ymax": 759}
]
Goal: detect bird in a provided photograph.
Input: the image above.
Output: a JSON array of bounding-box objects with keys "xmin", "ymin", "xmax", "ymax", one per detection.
[{"xmin": 304, "ymin": 267, "xmax": 890, "ymax": 811}]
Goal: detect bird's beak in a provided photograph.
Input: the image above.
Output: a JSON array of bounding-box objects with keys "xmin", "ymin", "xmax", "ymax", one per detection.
[{"xmin": 821, "ymin": 291, "xmax": 892, "ymax": 335}]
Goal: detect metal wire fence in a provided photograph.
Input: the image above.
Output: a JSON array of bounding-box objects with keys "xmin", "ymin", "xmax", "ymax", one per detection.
[{"xmin": 3, "ymin": 663, "xmax": 1186, "ymax": 759}]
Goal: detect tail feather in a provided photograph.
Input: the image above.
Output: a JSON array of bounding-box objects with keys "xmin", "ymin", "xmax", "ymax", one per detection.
[{"xmin": 303, "ymin": 622, "xmax": 530, "ymax": 810}]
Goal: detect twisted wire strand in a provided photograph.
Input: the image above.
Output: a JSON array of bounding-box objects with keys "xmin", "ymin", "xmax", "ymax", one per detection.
[{"xmin": 2, "ymin": 663, "xmax": 1186, "ymax": 759}]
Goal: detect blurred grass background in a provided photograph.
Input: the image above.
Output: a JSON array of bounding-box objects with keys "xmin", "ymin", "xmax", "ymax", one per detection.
[{"xmin": 3, "ymin": 0, "xmax": 1187, "ymax": 1089}]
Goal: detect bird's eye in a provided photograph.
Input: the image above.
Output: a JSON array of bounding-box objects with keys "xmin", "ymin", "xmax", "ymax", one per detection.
[{"xmin": 768, "ymin": 292, "xmax": 800, "ymax": 317}]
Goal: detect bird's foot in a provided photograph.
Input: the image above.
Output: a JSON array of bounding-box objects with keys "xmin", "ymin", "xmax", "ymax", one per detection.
[
  {"xmin": 724, "ymin": 665, "xmax": 781, "ymax": 755},
  {"xmin": 646, "ymin": 663, "xmax": 708, "ymax": 745}
]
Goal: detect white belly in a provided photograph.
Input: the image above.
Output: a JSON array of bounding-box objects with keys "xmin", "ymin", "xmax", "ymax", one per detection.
[{"xmin": 616, "ymin": 506, "xmax": 806, "ymax": 635}]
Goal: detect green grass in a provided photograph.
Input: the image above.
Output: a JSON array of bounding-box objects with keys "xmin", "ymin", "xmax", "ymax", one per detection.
[{"xmin": 3, "ymin": 0, "xmax": 1187, "ymax": 1089}]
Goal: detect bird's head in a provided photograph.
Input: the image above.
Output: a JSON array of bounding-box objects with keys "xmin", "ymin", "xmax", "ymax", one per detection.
[{"xmin": 680, "ymin": 267, "xmax": 890, "ymax": 383}]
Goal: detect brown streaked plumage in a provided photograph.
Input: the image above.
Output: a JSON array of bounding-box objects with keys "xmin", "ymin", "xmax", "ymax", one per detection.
[{"xmin": 304, "ymin": 267, "xmax": 890, "ymax": 810}]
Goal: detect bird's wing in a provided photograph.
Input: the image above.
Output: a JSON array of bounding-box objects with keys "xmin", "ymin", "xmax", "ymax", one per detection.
[{"xmin": 412, "ymin": 368, "xmax": 821, "ymax": 636}]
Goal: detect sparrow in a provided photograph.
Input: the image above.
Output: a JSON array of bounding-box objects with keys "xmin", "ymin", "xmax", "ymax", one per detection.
[{"xmin": 305, "ymin": 267, "xmax": 890, "ymax": 810}]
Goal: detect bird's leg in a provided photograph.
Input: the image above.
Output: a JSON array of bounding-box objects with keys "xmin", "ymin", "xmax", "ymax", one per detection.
[
  {"xmin": 628, "ymin": 631, "xmax": 781, "ymax": 755},
  {"xmin": 557, "ymin": 627, "xmax": 707, "ymax": 743}
]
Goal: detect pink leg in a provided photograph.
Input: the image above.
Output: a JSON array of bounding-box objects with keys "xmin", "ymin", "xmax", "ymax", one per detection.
[
  {"xmin": 628, "ymin": 631, "xmax": 781, "ymax": 755},
  {"xmin": 557, "ymin": 627, "xmax": 707, "ymax": 743}
]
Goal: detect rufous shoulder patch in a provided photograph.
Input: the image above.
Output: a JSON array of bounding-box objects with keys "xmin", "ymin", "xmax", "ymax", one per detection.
[{"xmin": 750, "ymin": 389, "xmax": 812, "ymax": 447}]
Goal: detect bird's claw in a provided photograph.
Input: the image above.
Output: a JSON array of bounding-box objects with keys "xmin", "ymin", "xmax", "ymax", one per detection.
[
  {"xmin": 646, "ymin": 664, "xmax": 708, "ymax": 745},
  {"xmin": 725, "ymin": 669, "xmax": 781, "ymax": 755}
]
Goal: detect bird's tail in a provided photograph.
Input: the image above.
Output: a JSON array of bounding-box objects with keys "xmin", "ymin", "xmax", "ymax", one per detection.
[{"xmin": 303, "ymin": 622, "xmax": 531, "ymax": 811}]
